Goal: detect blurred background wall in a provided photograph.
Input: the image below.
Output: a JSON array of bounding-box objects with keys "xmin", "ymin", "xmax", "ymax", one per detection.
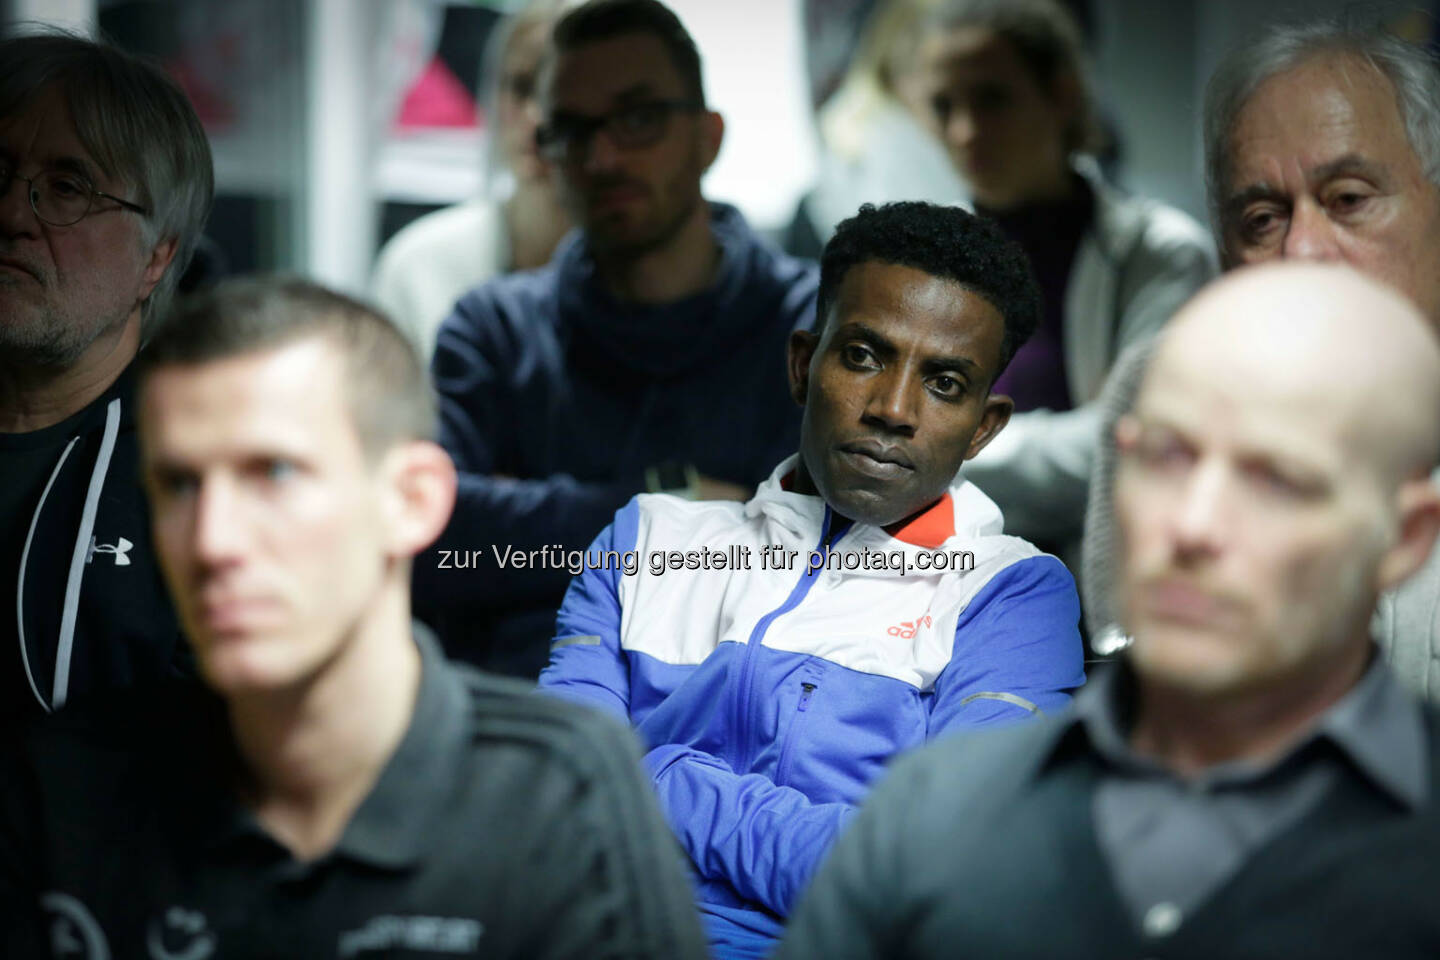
[{"xmin": 3, "ymin": 0, "xmax": 1433, "ymax": 298}]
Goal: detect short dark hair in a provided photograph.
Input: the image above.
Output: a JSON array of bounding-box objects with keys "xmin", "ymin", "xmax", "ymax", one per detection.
[
  {"xmin": 0, "ymin": 29, "xmax": 214, "ymax": 337},
  {"xmin": 551, "ymin": 0, "xmax": 706, "ymax": 105},
  {"xmin": 137, "ymin": 278, "xmax": 435, "ymax": 459},
  {"xmin": 817, "ymin": 202, "xmax": 1041, "ymax": 382}
]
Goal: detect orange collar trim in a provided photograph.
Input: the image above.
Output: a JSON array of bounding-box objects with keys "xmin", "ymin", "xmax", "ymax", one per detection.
[{"xmin": 884, "ymin": 494, "xmax": 955, "ymax": 549}]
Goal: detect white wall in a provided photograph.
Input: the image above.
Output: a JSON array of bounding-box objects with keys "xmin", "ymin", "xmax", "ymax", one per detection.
[
  {"xmin": 1093, "ymin": 0, "xmax": 1431, "ymax": 222},
  {"xmin": 671, "ymin": 0, "xmax": 817, "ymax": 232},
  {"xmin": 1093, "ymin": 0, "xmax": 1203, "ymax": 218}
]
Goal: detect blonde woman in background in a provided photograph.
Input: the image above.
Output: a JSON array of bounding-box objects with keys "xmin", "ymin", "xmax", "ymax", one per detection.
[
  {"xmin": 372, "ymin": 0, "xmax": 572, "ymax": 359},
  {"xmin": 783, "ymin": 0, "xmax": 969, "ymax": 256}
]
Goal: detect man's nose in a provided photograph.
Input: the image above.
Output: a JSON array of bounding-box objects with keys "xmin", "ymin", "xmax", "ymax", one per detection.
[
  {"xmin": 581, "ymin": 126, "xmax": 624, "ymax": 174},
  {"xmin": 860, "ymin": 368, "xmax": 920, "ymax": 436},
  {"xmin": 0, "ymin": 174, "xmax": 39, "ymax": 236},
  {"xmin": 192, "ymin": 477, "xmax": 247, "ymax": 566},
  {"xmin": 1170, "ymin": 460, "xmax": 1229, "ymax": 559},
  {"xmin": 944, "ymin": 107, "xmax": 977, "ymax": 152},
  {"xmin": 1281, "ymin": 198, "xmax": 1342, "ymax": 262}
]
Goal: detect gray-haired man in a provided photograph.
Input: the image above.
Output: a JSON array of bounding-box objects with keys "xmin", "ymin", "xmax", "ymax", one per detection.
[
  {"xmin": 1084, "ymin": 17, "xmax": 1440, "ymax": 699},
  {"xmin": 0, "ymin": 31, "xmax": 214, "ymax": 733}
]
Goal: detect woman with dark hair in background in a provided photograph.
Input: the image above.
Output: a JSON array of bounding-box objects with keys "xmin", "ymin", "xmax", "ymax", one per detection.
[{"xmin": 922, "ymin": 0, "xmax": 1214, "ymax": 563}]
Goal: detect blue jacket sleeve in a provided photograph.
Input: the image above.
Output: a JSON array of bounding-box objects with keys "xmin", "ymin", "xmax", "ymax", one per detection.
[
  {"xmin": 643, "ymin": 744, "xmax": 854, "ymax": 918},
  {"xmin": 535, "ymin": 500, "xmax": 643, "ymax": 721},
  {"xmin": 414, "ymin": 291, "xmax": 638, "ymax": 615},
  {"xmin": 927, "ymin": 554, "xmax": 1086, "ymax": 734},
  {"xmin": 772, "ymin": 748, "xmax": 932, "ymax": 960}
]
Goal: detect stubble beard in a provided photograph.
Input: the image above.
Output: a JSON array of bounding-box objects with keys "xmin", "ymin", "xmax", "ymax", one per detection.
[
  {"xmin": 0, "ymin": 273, "xmax": 131, "ymax": 370},
  {"xmin": 584, "ymin": 174, "xmax": 705, "ymax": 263},
  {"xmin": 1125, "ymin": 537, "xmax": 1382, "ymax": 700}
]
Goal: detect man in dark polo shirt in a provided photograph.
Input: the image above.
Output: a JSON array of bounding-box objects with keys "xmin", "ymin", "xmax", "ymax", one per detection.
[
  {"xmin": 778, "ymin": 263, "xmax": 1440, "ymax": 958},
  {"xmin": 0, "ymin": 279, "xmax": 706, "ymax": 959}
]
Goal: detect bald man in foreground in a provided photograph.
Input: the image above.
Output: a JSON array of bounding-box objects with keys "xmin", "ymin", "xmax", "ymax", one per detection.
[{"xmin": 777, "ymin": 263, "xmax": 1440, "ymax": 959}]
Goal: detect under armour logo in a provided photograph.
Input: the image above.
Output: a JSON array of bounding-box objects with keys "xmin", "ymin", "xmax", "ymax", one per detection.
[{"xmin": 87, "ymin": 536, "xmax": 133, "ymax": 566}]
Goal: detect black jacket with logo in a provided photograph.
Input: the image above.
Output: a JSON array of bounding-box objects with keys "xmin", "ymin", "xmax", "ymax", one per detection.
[{"xmin": 4, "ymin": 367, "xmax": 189, "ymax": 734}]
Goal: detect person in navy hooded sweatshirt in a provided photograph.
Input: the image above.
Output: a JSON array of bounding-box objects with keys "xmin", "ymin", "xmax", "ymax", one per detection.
[{"xmin": 415, "ymin": 0, "xmax": 819, "ymax": 678}]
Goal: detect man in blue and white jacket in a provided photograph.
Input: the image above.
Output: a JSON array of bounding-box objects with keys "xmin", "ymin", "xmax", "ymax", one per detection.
[{"xmin": 539, "ymin": 201, "xmax": 1087, "ymax": 957}]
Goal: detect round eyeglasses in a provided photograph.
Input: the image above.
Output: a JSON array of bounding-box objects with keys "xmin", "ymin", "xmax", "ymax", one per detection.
[{"xmin": 1, "ymin": 166, "xmax": 150, "ymax": 226}]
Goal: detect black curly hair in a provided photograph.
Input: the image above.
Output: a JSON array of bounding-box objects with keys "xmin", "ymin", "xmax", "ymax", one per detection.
[{"xmin": 816, "ymin": 201, "xmax": 1042, "ymax": 382}]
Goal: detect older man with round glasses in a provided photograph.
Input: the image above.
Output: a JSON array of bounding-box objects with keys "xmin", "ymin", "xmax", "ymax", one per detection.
[
  {"xmin": 0, "ymin": 30, "xmax": 214, "ymax": 736},
  {"xmin": 0, "ymin": 160, "xmax": 152, "ymax": 226}
]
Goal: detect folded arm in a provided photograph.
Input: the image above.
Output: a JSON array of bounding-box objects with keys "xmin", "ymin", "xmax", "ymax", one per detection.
[
  {"xmin": 928, "ymin": 554, "xmax": 1087, "ymax": 735},
  {"xmin": 535, "ymin": 501, "xmax": 642, "ymax": 720},
  {"xmin": 643, "ymin": 743, "xmax": 855, "ymax": 918}
]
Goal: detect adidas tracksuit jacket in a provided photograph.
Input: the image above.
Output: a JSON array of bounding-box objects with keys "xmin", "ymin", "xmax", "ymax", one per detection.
[{"xmin": 538, "ymin": 455, "xmax": 1087, "ymax": 956}]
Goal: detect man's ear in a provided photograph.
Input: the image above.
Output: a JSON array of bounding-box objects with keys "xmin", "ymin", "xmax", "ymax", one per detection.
[
  {"xmin": 964, "ymin": 392, "xmax": 1014, "ymax": 459},
  {"xmin": 139, "ymin": 235, "xmax": 179, "ymax": 302},
  {"xmin": 1113, "ymin": 413, "xmax": 1141, "ymax": 454},
  {"xmin": 699, "ymin": 110, "xmax": 725, "ymax": 173},
  {"xmin": 379, "ymin": 441, "xmax": 458, "ymax": 558},
  {"xmin": 787, "ymin": 328, "xmax": 819, "ymax": 407},
  {"xmin": 1377, "ymin": 477, "xmax": 1440, "ymax": 593}
]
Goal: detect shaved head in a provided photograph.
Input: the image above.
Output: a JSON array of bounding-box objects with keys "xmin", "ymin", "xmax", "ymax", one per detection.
[
  {"xmin": 1153, "ymin": 262, "xmax": 1440, "ymax": 489},
  {"xmin": 1115, "ymin": 262, "xmax": 1440, "ymax": 699}
]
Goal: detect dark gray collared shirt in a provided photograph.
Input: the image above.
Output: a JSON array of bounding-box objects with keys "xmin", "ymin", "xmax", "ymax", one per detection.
[
  {"xmin": 0, "ymin": 628, "xmax": 707, "ymax": 959},
  {"xmin": 1073, "ymin": 655, "xmax": 1427, "ymax": 937}
]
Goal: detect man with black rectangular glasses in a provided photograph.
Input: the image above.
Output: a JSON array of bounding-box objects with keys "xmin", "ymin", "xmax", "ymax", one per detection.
[{"xmin": 414, "ymin": 0, "xmax": 820, "ymax": 678}]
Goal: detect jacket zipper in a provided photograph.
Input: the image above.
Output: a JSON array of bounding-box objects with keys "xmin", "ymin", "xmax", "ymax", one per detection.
[
  {"xmin": 775, "ymin": 681, "xmax": 818, "ymax": 786},
  {"xmin": 18, "ymin": 398, "xmax": 122, "ymax": 714},
  {"xmin": 17, "ymin": 438, "xmax": 79, "ymax": 713},
  {"xmin": 732, "ymin": 507, "xmax": 850, "ymax": 770}
]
